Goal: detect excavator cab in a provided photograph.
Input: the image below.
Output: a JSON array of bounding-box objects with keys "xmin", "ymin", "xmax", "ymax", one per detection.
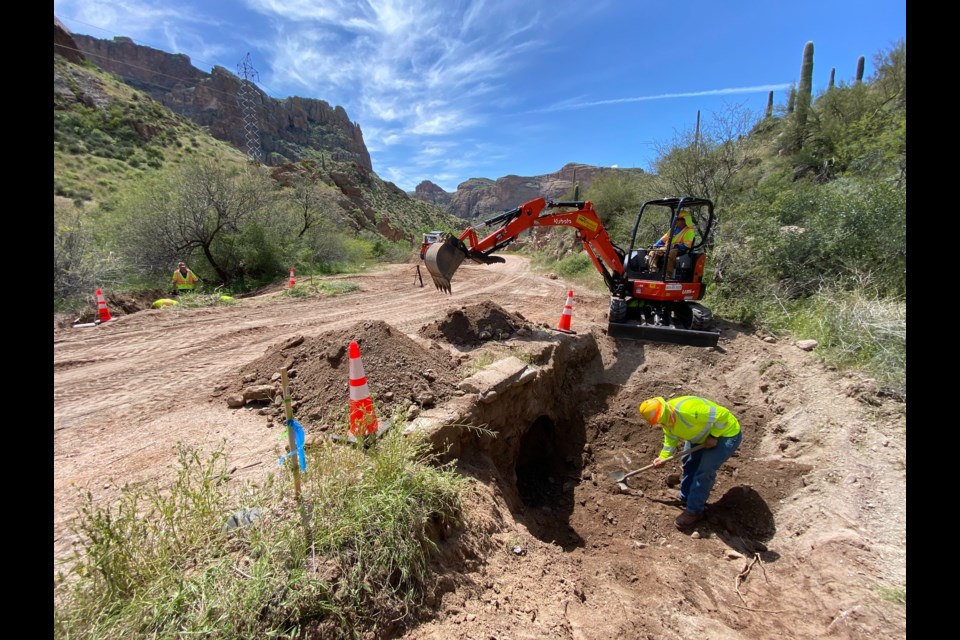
[
  {"xmin": 420, "ymin": 231, "xmax": 444, "ymax": 260},
  {"xmin": 608, "ymin": 196, "xmax": 720, "ymax": 347}
]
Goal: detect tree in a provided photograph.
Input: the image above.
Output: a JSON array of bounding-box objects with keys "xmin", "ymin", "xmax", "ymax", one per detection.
[
  {"xmin": 583, "ymin": 172, "xmax": 649, "ymax": 241},
  {"xmin": 871, "ymin": 39, "xmax": 906, "ymax": 106},
  {"xmin": 54, "ymin": 201, "xmax": 121, "ymax": 305},
  {"xmin": 651, "ymin": 104, "xmax": 758, "ymax": 207},
  {"xmin": 116, "ymin": 157, "xmax": 276, "ymax": 285},
  {"xmin": 287, "ymin": 173, "xmax": 327, "ymax": 238}
]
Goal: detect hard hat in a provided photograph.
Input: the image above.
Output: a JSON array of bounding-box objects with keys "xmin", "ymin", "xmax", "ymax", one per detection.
[
  {"xmin": 677, "ymin": 210, "xmax": 692, "ymax": 225},
  {"xmin": 638, "ymin": 397, "xmax": 667, "ymax": 425}
]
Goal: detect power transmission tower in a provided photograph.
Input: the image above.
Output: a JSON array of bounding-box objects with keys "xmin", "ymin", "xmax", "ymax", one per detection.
[{"xmin": 236, "ymin": 53, "xmax": 263, "ymax": 164}]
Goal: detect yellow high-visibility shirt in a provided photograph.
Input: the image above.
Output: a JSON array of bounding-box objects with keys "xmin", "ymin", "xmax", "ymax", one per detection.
[
  {"xmin": 659, "ymin": 396, "xmax": 741, "ymax": 459},
  {"xmin": 656, "ymin": 224, "xmax": 695, "ymax": 249}
]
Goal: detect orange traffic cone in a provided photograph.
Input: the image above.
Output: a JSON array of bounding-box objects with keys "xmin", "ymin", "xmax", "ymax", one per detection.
[
  {"xmin": 555, "ymin": 290, "xmax": 575, "ymax": 334},
  {"xmin": 95, "ymin": 289, "xmax": 112, "ymax": 323},
  {"xmin": 347, "ymin": 341, "xmax": 380, "ymax": 442},
  {"xmin": 288, "ymin": 267, "xmax": 296, "ymax": 289}
]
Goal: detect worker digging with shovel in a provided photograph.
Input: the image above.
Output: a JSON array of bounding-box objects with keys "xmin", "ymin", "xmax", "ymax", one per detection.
[{"xmin": 635, "ymin": 395, "xmax": 743, "ymax": 531}]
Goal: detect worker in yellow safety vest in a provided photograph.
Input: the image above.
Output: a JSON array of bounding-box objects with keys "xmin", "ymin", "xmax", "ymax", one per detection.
[
  {"xmin": 646, "ymin": 209, "xmax": 696, "ymax": 275},
  {"xmin": 172, "ymin": 261, "xmax": 200, "ymax": 294},
  {"xmin": 638, "ymin": 395, "xmax": 743, "ymax": 530}
]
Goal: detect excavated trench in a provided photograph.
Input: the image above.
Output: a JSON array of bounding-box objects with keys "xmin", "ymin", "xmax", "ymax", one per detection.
[{"xmin": 408, "ymin": 332, "xmax": 602, "ymax": 548}]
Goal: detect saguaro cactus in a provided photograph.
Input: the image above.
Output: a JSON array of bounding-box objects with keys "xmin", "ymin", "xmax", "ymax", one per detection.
[
  {"xmin": 828, "ymin": 68, "xmax": 835, "ymax": 90},
  {"xmin": 856, "ymin": 55, "xmax": 865, "ymax": 83},
  {"xmin": 787, "ymin": 86, "xmax": 796, "ymax": 114},
  {"xmin": 795, "ymin": 41, "xmax": 814, "ymax": 147},
  {"xmin": 766, "ymin": 91, "xmax": 774, "ymax": 117}
]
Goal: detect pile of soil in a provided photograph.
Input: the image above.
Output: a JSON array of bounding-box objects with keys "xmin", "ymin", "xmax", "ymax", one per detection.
[
  {"xmin": 56, "ymin": 289, "xmax": 168, "ymax": 329},
  {"xmin": 418, "ymin": 301, "xmax": 537, "ymax": 345},
  {"xmin": 218, "ymin": 320, "xmax": 461, "ymax": 431}
]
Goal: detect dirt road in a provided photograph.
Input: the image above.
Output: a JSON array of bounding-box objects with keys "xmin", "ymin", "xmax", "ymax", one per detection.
[
  {"xmin": 53, "ymin": 255, "xmax": 906, "ymax": 639},
  {"xmin": 53, "ymin": 257, "xmax": 601, "ymax": 561}
]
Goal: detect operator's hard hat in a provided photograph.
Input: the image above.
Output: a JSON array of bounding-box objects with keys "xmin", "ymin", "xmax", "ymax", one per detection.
[
  {"xmin": 639, "ymin": 397, "xmax": 673, "ymax": 425},
  {"xmin": 676, "ymin": 209, "xmax": 693, "ymax": 225}
]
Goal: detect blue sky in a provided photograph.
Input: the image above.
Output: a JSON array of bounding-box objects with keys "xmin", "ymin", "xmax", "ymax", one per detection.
[{"xmin": 54, "ymin": 0, "xmax": 906, "ymax": 193}]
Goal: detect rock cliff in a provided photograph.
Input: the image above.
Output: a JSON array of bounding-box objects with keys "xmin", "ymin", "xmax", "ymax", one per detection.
[{"xmin": 70, "ymin": 33, "xmax": 372, "ymax": 171}]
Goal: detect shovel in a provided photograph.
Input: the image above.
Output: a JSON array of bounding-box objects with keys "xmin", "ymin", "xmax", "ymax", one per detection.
[{"xmin": 607, "ymin": 444, "xmax": 707, "ymax": 484}]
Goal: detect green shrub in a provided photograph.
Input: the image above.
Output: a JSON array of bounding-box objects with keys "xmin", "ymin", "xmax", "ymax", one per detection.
[
  {"xmin": 55, "ymin": 429, "xmax": 467, "ymax": 638},
  {"xmin": 554, "ymin": 252, "xmax": 594, "ymax": 278},
  {"xmin": 783, "ymin": 284, "xmax": 905, "ymax": 391}
]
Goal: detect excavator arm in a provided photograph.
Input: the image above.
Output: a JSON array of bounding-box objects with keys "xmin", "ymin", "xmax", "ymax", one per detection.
[{"xmin": 424, "ymin": 197, "xmax": 627, "ymax": 293}]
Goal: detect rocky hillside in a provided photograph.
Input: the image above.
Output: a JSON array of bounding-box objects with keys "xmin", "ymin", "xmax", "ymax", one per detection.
[
  {"xmin": 67, "ymin": 31, "xmax": 371, "ymax": 171},
  {"xmin": 413, "ymin": 163, "xmax": 646, "ymax": 219},
  {"xmin": 54, "ymin": 18, "xmax": 460, "ymax": 245}
]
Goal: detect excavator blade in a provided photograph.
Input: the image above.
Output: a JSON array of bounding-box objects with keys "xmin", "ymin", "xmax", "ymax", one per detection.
[
  {"xmin": 424, "ymin": 236, "xmax": 468, "ymax": 293},
  {"xmin": 607, "ymin": 321, "xmax": 720, "ymax": 347}
]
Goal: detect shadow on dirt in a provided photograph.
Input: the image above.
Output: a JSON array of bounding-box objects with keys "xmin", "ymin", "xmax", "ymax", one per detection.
[{"xmin": 707, "ymin": 485, "xmax": 780, "ymax": 562}]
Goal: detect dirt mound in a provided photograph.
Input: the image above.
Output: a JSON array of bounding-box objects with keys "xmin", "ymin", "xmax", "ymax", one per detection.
[
  {"xmin": 418, "ymin": 300, "xmax": 536, "ymax": 345},
  {"xmin": 218, "ymin": 320, "xmax": 461, "ymax": 432},
  {"xmin": 56, "ymin": 289, "xmax": 167, "ymax": 328}
]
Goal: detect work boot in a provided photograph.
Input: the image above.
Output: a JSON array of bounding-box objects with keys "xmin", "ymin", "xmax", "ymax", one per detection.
[{"xmin": 674, "ymin": 510, "xmax": 703, "ymax": 529}]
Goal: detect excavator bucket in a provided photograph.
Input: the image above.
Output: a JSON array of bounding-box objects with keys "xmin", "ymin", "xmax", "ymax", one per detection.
[{"xmin": 424, "ymin": 236, "xmax": 468, "ymax": 293}]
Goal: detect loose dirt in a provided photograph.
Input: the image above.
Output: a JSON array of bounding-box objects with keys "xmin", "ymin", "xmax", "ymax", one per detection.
[{"xmin": 53, "ymin": 255, "xmax": 906, "ymax": 639}]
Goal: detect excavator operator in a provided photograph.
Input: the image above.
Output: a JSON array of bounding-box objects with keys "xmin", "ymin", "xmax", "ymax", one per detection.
[{"xmin": 647, "ymin": 209, "xmax": 695, "ymax": 275}]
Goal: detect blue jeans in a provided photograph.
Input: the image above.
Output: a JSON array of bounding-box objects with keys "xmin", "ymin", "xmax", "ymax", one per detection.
[{"xmin": 678, "ymin": 431, "xmax": 743, "ymax": 514}]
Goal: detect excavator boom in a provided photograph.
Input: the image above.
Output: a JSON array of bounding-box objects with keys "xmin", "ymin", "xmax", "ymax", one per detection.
[{"xmin": 424, "ymin": 198, "xmax": 623, "ymax": 293}]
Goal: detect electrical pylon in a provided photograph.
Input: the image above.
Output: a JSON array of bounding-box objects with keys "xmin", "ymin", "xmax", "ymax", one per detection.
[{"xmin": 236, "ymin": 53, "xmax": 262, "ymax": 164}]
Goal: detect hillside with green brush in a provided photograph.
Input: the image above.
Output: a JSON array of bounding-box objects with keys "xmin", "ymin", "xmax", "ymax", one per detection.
[
  {"xmin": 54, "ymin": 55, "xmax": 249, "ymax": 207},
  {"xmin": 54, "ymin": 50, "xmax": 460, "ymax": 309},
  {"xmin": 541, "ymin": 39, "xmax": 906, "ymax": 391}
]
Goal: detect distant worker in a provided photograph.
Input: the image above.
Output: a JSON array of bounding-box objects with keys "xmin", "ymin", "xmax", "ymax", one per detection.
[
  {"xmin": 647, "ymin": 209, "xmax": 695, "ymax": 275},
  {"xmin": 172, "ymin": 261, "xmax": 200, "ymax": 294},
  {"xmin": 638, "ymin": 395, "xmax": 743, "ymax": 530}
]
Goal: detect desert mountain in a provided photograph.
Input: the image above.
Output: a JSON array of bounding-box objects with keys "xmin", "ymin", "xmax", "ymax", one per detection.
[
  {"xmin": 66, "ymin": 31, "xmax": 370, "ymax": 171},
  {"xmin": 412, "ymin": 163, "xmax": 646, "ymax": 219}
]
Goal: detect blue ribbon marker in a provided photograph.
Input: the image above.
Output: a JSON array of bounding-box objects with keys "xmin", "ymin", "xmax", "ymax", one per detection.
[{"xmin": 278, "ymin": 418, "xmax": 307, "ymax": 472}]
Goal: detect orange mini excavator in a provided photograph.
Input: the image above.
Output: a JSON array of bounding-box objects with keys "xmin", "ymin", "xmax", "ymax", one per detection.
[{"xmin": 423, "ymin": 196, "xmax": 720, "ymax": 347}]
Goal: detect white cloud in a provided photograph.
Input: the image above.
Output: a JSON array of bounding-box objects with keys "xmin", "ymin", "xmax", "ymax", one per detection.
[{"xmin": 537, "ymin": 84, "xmax": 794, "ymax": 113}]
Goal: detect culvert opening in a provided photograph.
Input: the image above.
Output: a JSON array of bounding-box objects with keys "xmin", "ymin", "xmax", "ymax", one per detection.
[
  {"xmin": 515, "ymin": 416, "xmax": 571, "ymax": 509},
  {"xmin": 508, "ymin": 414, "xmax": 586, "ymax": 549}
]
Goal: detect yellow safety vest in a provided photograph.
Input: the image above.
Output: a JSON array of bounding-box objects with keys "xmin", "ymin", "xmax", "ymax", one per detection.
[
  {"xmin": 658, "ymin": 224, "xmax": 695, "ymax": 248},
  {"xmin": 172, "ymin": 269, "xmax": 199, "ymax": 290},
  {"xmin": 659, "ymin": 396, "xmax": 741, "ymax": 459}
]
